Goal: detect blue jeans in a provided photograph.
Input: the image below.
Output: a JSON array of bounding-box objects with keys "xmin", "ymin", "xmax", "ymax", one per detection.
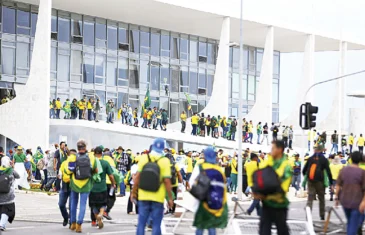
[
  {"xmin": 331, "ymin": 143, "xmax": 338, "ymax": 153},
  {"xmin": 330, "ymin": 180, "xmax": 337, "ymax": 199},
  {"xmin": 122, "ymin": 112, "xmax": 126, "ymax": 123},
  {"xmin": 344, "ymin": 208, "xmax": 363, "ymax": 235},
  {"xmin": 142, "ymin": 118, "xmax": 147, "ymax": 128},
  {"xmin": 226, "ymin": 177, "xmax": 231, "ymax": 192},
  {"xmin": 59, "ymin": 189, "xmax": 71, "ymax": 221},
  {"xmin": 119, "ymin": 170, "xmax": 126, "ymax": 196},
  {"xmin": 257, "ymin": 133, "xmax": 261, "ymax": 144},
  {"xmin": 50, "ymin": 109, "xmax": 55, "ymax": 119},
  {"xmin": 196, "ymin": 228, "xmax": 216, "ymax": 235},
  {"xmin": 249, "ymin": 133, "xmax": 253, "ymax": 143},
  {"xmin": 247, "ymin": 199, "xmax": 262, "ymax": 216},
  {"xmin": 292, "ymin": 174, "xmax": 301, "ymax": 191},
  {"xmin": 231, "ymin": 132, "xmax": 236, "ymax": 141},
  {"xmin": 157, "ymin": 119, "xmax": 162, "ymax": 129},
  {"xmin": 192, "ymin": 124, "xmax": 197, "ymax": 135},
  {"xmin": 137, "ymin": 201, "xmax": 164, "ymax": 235},
  {"xmin": 70, "ymin": 191, "xmax": 89, "ymax": 224},
  {"xmin": 107, "ymin": 112, "xmax": 113, "ymax": 123},
  {"xmin": 223, "ymin": 127, "xmax": 228, "ymax": 138}
]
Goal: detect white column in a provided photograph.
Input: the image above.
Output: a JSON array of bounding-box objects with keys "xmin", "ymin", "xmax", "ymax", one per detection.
[
  {"xmin": 245, "ymin": 26, "xmax": 274, "ymax": 123},
  {"xmin": 0, "ymin": 0, "xmax": 51, "ymax": 150},
  {"xmin": 200, "ymin": 16, "xmax": 230, "ymax": 118},
  {"xmin": 338, "ymin": 41, "xmax": 347, "ymax": 146}
]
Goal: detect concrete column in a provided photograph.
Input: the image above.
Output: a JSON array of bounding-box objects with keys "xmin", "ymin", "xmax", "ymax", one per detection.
[
  {"xmin": 245, "ymin": 26, "xmax": 274, "ymax": 123},
  {"xmin": 338, "ymin": 41, "xmax": 347, "ymax": 146},
  {"xmin": 0, "ymin": 135, "xmax": 6, "ymax": 153}
]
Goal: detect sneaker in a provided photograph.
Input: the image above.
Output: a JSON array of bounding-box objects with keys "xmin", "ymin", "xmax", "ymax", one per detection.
[
  {"xmin": 91, "ymin": 221, "xmax": 97, "ymax": 227},
  {"xmin": 0, "ymin": 226, "xmax": 5, "ymax": 231},
  {"xmin": 97, "ymin": 215, "xmax": 104, "ymax": 229},
  {"xmin": 116, "ymin": 194, "xmax": 125, "ymax": 198},
  {"xmin": 103, "ymin": 212, "xmax": 112, "ymax": 220},
  {"xmin": 128, "ymin": 212, "xmax": 136, "ymax": 215},
  {"xmin": 147, "ymin": 225, "xmax": 152, "ymax": 231},
  {"xmin": 63, "ymin": 219, "xmax": 68, "ymax": 227},
  {"xmin": 320, "ymin": 217, "xmax": 325, "ymax": 221}
]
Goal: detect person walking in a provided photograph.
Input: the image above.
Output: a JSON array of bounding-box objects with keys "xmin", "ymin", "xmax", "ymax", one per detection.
[
  {"xmin": 133, "ymin": 108, "xmax": 139, "ymax": 127},
  {"xmin": 205, "ymin": 115, "xmax": 211, "ymax": 137},
  {"xmin": 161, "ymin": 109, "xmax": 168, "ymax": 131},
  {"xmin": 303, "ymin": 144, "xmax": 333, "ymax": 220},
  {"xmin": 125, "ymin": 158, "xmax": 139, "ymax": 215},
  {"xmin": 335, "ymin": 151, "xmax": 365, "ymax": 235},
  {"xmin": 329, "ymin": 156, "xmax": 344, "ymax": 201},
  {"xmin": 261, "ymin": 123, "xmax": 269, "ymax": 145},
  {"xmin": 254, "ymin": 140, "xmax": 292, "ymax": 235},
  {"xmin": 348, "ymin": 133, "xmax": 354, "ymax": 154},
  {"xmin": 55, "ymin": 97, "xmax": 62, "ymax": 119},
  {"xmin": 94, "ymin": 99, "xmax": 101, "ymax": 122},
  {"xmin": 50, "ymin": 100, "xmax": 56, "ymax": 119},
  {"xmin": 230, "ymin": 118, "xmax": 237, "ymax": 141},
  {"xmin": 189, "ymin": 147, "xmax": 228, "ymax": 235},
  {"xmin": 331, "ymin": 130, "xmax": 339, "ymax": 154},
  {"xmin": 245, "ymin": 153, "xmax": 261, "ymax": 216},
  {"xmin": 13, "ymin": 146, "xmax": 29, "ymax": 190},
  {"xmin": 100, "ymin": 150, "xmax": 117, "ymax": 220},
  {"xmin": 67, "ymin": 140, "xmax": 97, "ymax": 233},
  {"xmin": 291, "ymin": 154, "xmax": 301, "ymax": 196},
  {"xmin": 114, "ymin": 147, "xmax": 131, "ymax": 198},
  {"xmin": 191, "ymin": 113, "xmax": 199, "ymax": 136},
  {"xmin": 230, "ymin": 154, "xmax": 238, "ymax": 194},
  {"xmin": 132, "ymin": 138, "xmax": 173, "ymax": 235},
  {"xmin": 54, "ymin": 142, "xmax": 67, "ymax": 192},
  {"xmin": 288, "ymin": 126, "xmax": 294, "ymax": 150},
  {"xmin": 357, "ymin": 134, "xmax": 364, "ymax": 154},
  {"xmin": 89, "ymin": 147, "xmax": 116, "ymax": 229},
  {"xmin": 58, "ymin": 148, "xmax": 73, "ymax": 227}
]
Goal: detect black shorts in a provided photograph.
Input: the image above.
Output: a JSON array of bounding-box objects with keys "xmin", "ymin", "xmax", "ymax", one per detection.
[
  {"xmin": 89, "ymin": 191, "xmax": 108, "ymax": 208},
  {"xmin": 162, "ymin": 120, "xmax": 167, "ymax": 125},
  {"xmin": 186, "ymin": 173, "xmax": 192, "ymax": 181},
  {"xmin": 0, "ymin": 203, "xmax": 15, "ymax": 223},
  {"xmin": 148, "ymin": 119, "xmax": 152, "ymax": 124}
]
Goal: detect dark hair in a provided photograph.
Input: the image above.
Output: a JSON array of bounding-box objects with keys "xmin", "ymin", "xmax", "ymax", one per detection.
[
  {"xmin": 0, "ymin": 147, "xmax": 3, "ymax": 153},
  {"xmin": 94, "ymin": 147, "xmax": 103, "ymax": 155},
  {"xmin": 272, "ymin": 140, "xmax": 285, "ymax": 152},
  {"xmin": 250, "ymin": 153, "xmax": 258, "ymax": 160},
  {"xmin": 334, "ymin": 130, "xmax": 337, "ymax": 133},
  {"xmin": 351, "ymin": 151, "xmax": 362, "ymax": 164},
  {"xmin": 60, "ymin": 141, "xmax": 66, "ymax": 146}
]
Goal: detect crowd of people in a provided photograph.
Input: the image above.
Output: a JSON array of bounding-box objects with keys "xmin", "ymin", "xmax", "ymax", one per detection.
[{"xmin": 1, "ymin": 136, "xmax": 365, "ymax": 234}]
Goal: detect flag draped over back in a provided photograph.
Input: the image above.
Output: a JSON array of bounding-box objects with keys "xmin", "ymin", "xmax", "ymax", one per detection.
[
  {"xmin": 184, "ymin": 92, "xmax": 192, "ymax": 111},
  {"xmin": 140, "ymin": 88, "xmax": 151, "ymax": 117}
]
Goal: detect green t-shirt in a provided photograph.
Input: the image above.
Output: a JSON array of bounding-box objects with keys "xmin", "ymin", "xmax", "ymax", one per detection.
[
  {"xmin": 162, "ymin": 111, "xmax": 168, "ymax": 121},
  {"xmin": 14, "ymin": 153, "xmax": 26, "ymax": 163},
  {"xmin": 92, "ymin": 159, "xmax": 113, "ymax": 193}
]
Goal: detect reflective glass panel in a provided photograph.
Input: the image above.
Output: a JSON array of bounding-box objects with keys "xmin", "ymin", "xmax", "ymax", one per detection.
[
  {"xmin": 129, "ymin": 64, "xmax": 139, "ymax": 88},
  {"xmin": 242, "ymin": 78, "xmax": 247, "ymax": 100},
  {"xmin": 232, "ymin": 48, "xmax": 239, "ymax": 68},
  {"xmin": 198, "ymin": 71, "xmax": 206, "ymax": 88},
  {"xmin": 96, "ymin": 22, "xmax": 106, "ymax": 47},
  {"xmin": 31, "ymin": 12, "xmax": 37, "ymax": 37},
  {"xmin": 118, "ymin": 58, "xmax": 128, "ymax": 80},
  {"xmin": 274, "ymin": 54, "xmax": 280, "ymax": 75},
  {"xmin": 140, "ymin": 60, "xmax": 149, "ymax": 90},
  {"xmin": 232, "ymin": 73, "xmax": 239, "ymax": 93},
  {"xmin": 140, "ymin": 31, "xmax": 150, "ymax": 54},
  {"xmin": 2, "ymin": 46, "xmax": 15, "ymax": 75},
  {"xmin": 83, "ymin": 21, "xmax": 95, "ymax": 46},
  {"xmin": 256, "ymin": 51, "xmax": 263, "ymax": 72},
  {"xmin": 180, "ymin": 71, "xmax": 188, "ymax": 87},
  {"xmin": 3, "ymin": 7, "xmax": 16, "ymax": 34},
  {"xmin": 150, "ymin": 65, "xmax": 159, "ymax": 91},
  {"xmin": 130, "ymin": 29, "xmax": 139, "ymax": 53},
  {"xmin": 57, "ymin": 54, "xmax": 70, "ymax": 81},
  {"xmin": 207, "ymin": 74, "xmax": 214, "ymax": 96},
  {"xmin": 161, "ymin": 34, "xmax": 169, "ymax": 57},
  {"xmin": 95, "ymin": 55, "xmax": 106, "ymax": 83},
  {"xmin": 170, "ymin": 102, "xmax": 179, "ymax": 123},
  {"xmin": 83, "ymin": 53, "xmax": 94, "ymax": 83},
  {"xmin": 117, "ymin": 92, "xmax": 128, "ymax": 108},
  {"xmin": 118, "ymin": 27, "xmax": 128, "ymax": 44},
  {"xmin": 51, "ymin": 47, "xmax": 57, "ymax": 71},
  {"xmin": 199, "ymin": 42, "xmax": 207, "ymax": 56},
  {"xmin": 161, "ymin": 65, "xmax": 170, "ymax": 91},
  {"xmin": 71, "ymin": 50, "xmax": 82, "ymax": 75},
  {"xmin": 51, "ymin": 15, "xmax": 57, "ymax": 32},
  {"xmin": 58, "ymin": 17, "xmax": 70, "ymax": 43},
  {"xmin": 72, "ymin": 20, "xmax": 82, "ymax": 36},
  {"xmin": 248, "ymin": 75, "xmax": 255, "ymax": 100},
  {"xmin": 207, "ymin": 43, "xmax": 216, "ymax": 64},
  {"xmin": 17, "ymin": 9, "xmax": 30, "ymax": 35},
  {"xmin": 171, "ymin": 37, "xmax": 179, "ymax": 59},
  {"xmin": 189, "ymin": 40, "xmax": 197, "ymax": 62},
  {"xmin": 107, "ymin": 26, "xmax": 117, "ymax": 50},
  {"xmin": 107, "ymin": 60, "xmax": 117, "ymax": 86},
  {"xmin": 171, "ymin": 68, "xmax": 179, "ymax": 92},
  {"xmin": 151, "ymin": 33, "xmax": 160, "ymax": 57},
  {"xmin": 16, "ymin": 42, "xmax": 29, "ymax": 69},
  {"xmin": 96, "ymin": 90, "xmax": 106, "ymax": 105},
  {"xmin": 272, "ymin": 82, "xmax": 279, "ymax": 103},
  {"xmin": 180, "ymin": 38, "xmax": 188, "ymax": 60},
  {"xmin": 189, "ymin": 71, "xmax": 197, "ymax": 94}
]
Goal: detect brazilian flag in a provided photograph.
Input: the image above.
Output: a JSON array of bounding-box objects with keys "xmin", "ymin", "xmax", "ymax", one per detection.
[
  {"xmin": 140, "ymin": 88, "xmax": 151, "ymax": 118},
  {"xmin": 184, "ymin": 92, "xmax": 192, "ymax": 111}
]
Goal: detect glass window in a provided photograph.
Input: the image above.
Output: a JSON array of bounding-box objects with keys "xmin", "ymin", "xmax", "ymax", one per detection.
[
  {"xmin": 140, "ymin": 60, "xmax": 149, "ymax": 90},
  {"xmin": 31, "ymin": 12, "xmax": 37, "ymax": 37},
  {"xmin": 95, "ymin": 22, "xmax": 106, "ymax": 48},
  {"xmin": 161, "ymin": 34, "xmax": 170, "ymax": 57},
  {"xmin": 95, "ymin": 90, "xmax": 106, "ymax": 105},
  {"xmin": 161, "ymin": 64, "xmax": 170, "ymax": 92},
  {"xmin": 117, "ymin": 92, "xmax": 128, "ymax": 108},
  {"xmin": 57, "ymin": 54, "xmax": 70, "ymax": 81},
  {"xmin": 129, "ymin": 99, "xmax": 139, "ymax": 112},
  {"xmin": 243, "ymin": 47, "xmax": 248, "ymax": 70},
  {"xmin": 207, "ymin": 74, "xmax": 214, "ymax": 96},
  {"xmin": 107, "ymin": 25, "xmax": 117, "ymax": 50},
  {"xmin": 249, "ymin": 48, "xmax": 256, "ymax": 71},
  {"xmin": 189, "ymin": 40, "xmax": 197, "ymax": 62},
  {"xmin": 83, "ymin": 21, "xmax": 95, "ymax": 46},
  {"xmin": 17, "ymin": 9, "xmax": 30, "ymax": 35},
  {"xmin": 199, "ymin": 41, "xmax": 207, "ymax": 56},
  {"xmin": 171, "ymin": 37, "xmax": 179, "ymax": 59},
  {"xmin": 140, "ymin": 31, "xmax": 150, "ymax": 54},
  {"xmin": 242, "ymin": 77, "xmax": 247, "ymax": 100},
  {"xmin": 95, "ymin": 55, "xmax": 106, "ymax": 84},
  {"xmin": 3, "ymin": 7, "xmax": 16, "ymax": 34},
  {"xmin": 130, "ymin": 29, "xmax": 139, "ymax": 53},
  {"xmin": 150, "ymin": 65, "xmax": 159, "ymax": 91},
  {"xmin": 256, "ymin": 50, "xmax": 263, "ymax": 72},
  {"xmin": 198, "ymin": 100, "xmax": 205, "ymax": 113},
  {"xmin": 198, "ymin": 70, "xmax": 206, "ymax": 95},
  {"xmin": 2, "ymin": 45, "xmax": 15, "ymax": 75},
  {"xmin": 16, "ymin": 42, "xmax": 29, "ymax": 69},
  {"xmin": 83, "ymin": 53, "xmax": 94, "ymax": 83},
  {"xmin": 51, "ymin": 15, "xmax": 57, "ymax": 32},
  {"xmin": 170, "ymin": 102, "xmax": 179, "ymax": 123},
  {"xmin": 58, "ymin": 17, "xmax": 70, "ymax": 43},
  {"xmin": 129, "ymin": 63, "xmax": 139, "ymax": 88},
  {"xmin": 107, "ymin": 60, "xmax": 117, "ymax": 86},
  {"xmin": 71, "ymin": 50, "xmax": 82, "ymax": 75},
  {"xmin": 151, "ymin": 32, "xmax": 160, "ymax": 57},
  {"xmin": 232, "ymin": 47, "xmax": 239, "ymax": 68},
  {"xmin": 272, "ymin": 81, "xmax": 279, "ymax": 103},
  {"xmin": 229, "ymin": 47, "xmax": 233, "ymax": 67},
  {"xmin": 51, "ymin": 47, "xmax": 57, "ymax": 72},
  {"xmin": 180, "ymin": 38, "xmax": 188, "ymax": 60},
  {"xmin": 118, "ymin": 58, "xmax": 128, "ymax": 86},
  {"xmin": 207, "ymin": 43, "xmax": 216, "ymax": 64},
  {"xmin": 232, "ymin": 73, "xmax": 239, "ymax": 93},
  {"xmin": 189, "ymin": 70, "xmax": 197, "ymax": 95},
  {"xmin": 71, "ymin": 20, "xmax": 82, "ymax": 36},
  {"xmin": 274, "ymin": 53, "xmax": 280, "ymax": 75},
  {"xmin": 171, "ymin": 67, "xmax": 179, "ymax": 92},
  {"xmin": 180, "ymin": 70, "xmax": 188, "ymax": 87},
  {"xmin": 248, "ymin": 75, "xmax": 255, "ymax": 100},
  {"xmin": 118, "ymin": 26, "xmax": 128, "ymax": 44}
]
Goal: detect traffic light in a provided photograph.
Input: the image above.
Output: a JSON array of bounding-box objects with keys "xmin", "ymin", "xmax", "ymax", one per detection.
[{"xmin": 299, "ymin": 102, "xmax": 319, "ymax": 130}]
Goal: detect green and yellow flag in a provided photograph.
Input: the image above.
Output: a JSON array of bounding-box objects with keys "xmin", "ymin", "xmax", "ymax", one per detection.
[
  {"xmin": 184, "ymin": 92, "xmax": 192, "ymax": 111},
  {"xmin": 140, "ymin": 88, "xmax": 151, "ymax": 117}
]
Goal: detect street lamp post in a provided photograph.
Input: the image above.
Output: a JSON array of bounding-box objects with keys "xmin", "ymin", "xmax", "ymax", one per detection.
[{"xmin": 237, "ymin": 0, "xmax": 244, "ymax": 200}]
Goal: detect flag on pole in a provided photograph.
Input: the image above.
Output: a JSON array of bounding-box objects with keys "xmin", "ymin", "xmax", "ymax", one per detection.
[
  {"xmin": 184, "ymin": 92, "xmax": 192, "ymax": 111},
  {"xmin": 140, "ymin": 87, "xmax": 151, "ymax": 118}
]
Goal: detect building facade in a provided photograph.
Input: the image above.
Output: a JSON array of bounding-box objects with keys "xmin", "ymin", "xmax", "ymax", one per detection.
[{"xmin": 0, "ymin": 0, "xmax": 281, "ymax": 123}]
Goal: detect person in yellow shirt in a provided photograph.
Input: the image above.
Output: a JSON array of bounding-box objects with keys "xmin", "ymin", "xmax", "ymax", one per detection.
[
  {"xmin": 191, "ymin": 113, "xmax": 199, "ymax": 136},
  {"xmin": 87, "ymin": 98, "xmax": 94, "ymax": 121},
  {"xmin": 180, "ymin": 111, "xmax": 187, "ymax": 133},
  {"xmin": 131, "ymin": 138, "xmax": 173, "ymax": 235},
  {"xmin": 55, "ymin": 97, "xmax": 62, "ymax": 119},
  {"xmin": 329, "ymin": 156, "xmax": 344, "ymax": 201},
  {"xmin": 357, "ymin": 134, "xmax": 364, "ymax": 154},
  {"xmin": 169, "ymin": 157, "xmax": 183, "ymax": 214},
  {"xmin": 147, "ymin": 108, "xmax": 153, "ymax": 129},
  {"xmin": 185, "ymin": 151, "xmax": 193, "ymax": 190},
  {"xmin": 230, "ymin": 155, "xmax": 238, "ymax": 194},
  {"xmin": 220, "ymin": 117, "xmax": 227, "ymax": 138},
  {"xmin": 348, "ymin": 133, "xmax": 354, "ymax": 154},
  {"xmin": 133, "ymin": 108, "xmax": 138, "ymax": 127},
  {"xmin": 101, "ymin": 150, "xmax": 117, "ymax": 219},
  {"xmin": 205, "ymin": 115, "xmax": 211, "ymax": 136},
  {"xmin": 245, "ymin": 153, "xmax": 261, "ymax": 215},
  {"xmin": 247, "ymin": 120, "xmax": 254, "ymax": 144},
  {"xmin": 78, "ymin": 98, "xmax": 86, "ymax": 120}
]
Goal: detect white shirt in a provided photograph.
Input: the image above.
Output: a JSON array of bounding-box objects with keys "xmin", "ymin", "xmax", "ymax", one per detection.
[{"xmin": 130, "ymin": 164, "xmax": 138, "ymax": 185}]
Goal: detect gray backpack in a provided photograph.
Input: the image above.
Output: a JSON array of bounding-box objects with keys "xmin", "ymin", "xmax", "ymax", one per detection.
[{"xmin": 75, "ymin": 154, "xmax": 92, "ymax": 180}]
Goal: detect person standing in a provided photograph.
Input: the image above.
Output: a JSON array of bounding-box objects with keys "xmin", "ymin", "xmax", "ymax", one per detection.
[
  {"xmin": 329, "ymin": 156, "xmax": 344, "ymax": 201},
  {"xmin": 63, "ymin": 98, "xmax": 71, "ymax": 119},
  {"xmin": 54, "ymin": 142, "xmax": 67, "ymax": 193},
  {"xmin": 77, "ymin": 98, "xmax": 86, "ymax": 120},
  {"xmin": 335, "ymin": 151, "xmax": 365, "ymax": 235},
  {"xmin": 291, "ymin": 154, "xmax": 301, "ymax": 196},
  {"xmin": 161, "ymin": 109, "xmax": 168, "ymax": 131},
  {"xmin": 87, "ymin": 98, "xmax": 94, "ymax": 121},
  {"xmin": 220, "ymin": 117, "xmax": 228, "ymax": 138},
  {"xmin": 94, "ymin": 99, "xmax": 101, "ymax": 123},
  {"xmin": 189, "ymin": 147, "xmax": 228, "ymax": 235},
  {"xmin": 115, "ymin": 147, "xmax": 130, "ymax": 198},
  {"xmin": 101, "ymin": 150, "xmax": 117, "ymax": 220},
  {"xmin": 256, "ymin": 122, "xmax": 262, "ymax": 144},
  {"xmin": 303, "ymin": 144, "xmax": 333, "ymax": 220},
  {"xmin": 13, "ymin": 146, "xmax": 29, "ymax": 190},
  {"xmin": 180, "ymin": 111, "xmax": 187, "ymax": 133},
  {"xmin": 167, "ymin": 153, "xmax": 182, "ymax": 214},
  {"xmin": 71, "ymin": 99, "xmax": 78, "ymax": 119},
  {"xmin": 247, "ymin": 120, "xmax": 254, "ymax": 144},
  {"xmin": 331, "ymin": 130, "xmax": 339, "ymax": 154},
  {"xmin": 191, "ymin": 113, "xmax": 199, "ymax": 136},
  {"xmin": 147, "ymin": 108, "xmax": 153, "ymax": 129},
  {"xmin": 261, "ymin": 123, "xmax": 269, "ymax": 145},
  {"xmin": 125, "ymin": 158, "xmax": 139, "ymax": 215},
  {"xmin": 185, "ymin": 151, "xmax": 193, "ymax": 190},
  {"xmin": 245, "ymin": 153, "xmax": 261, "ymax": 216},
  {"xmin": 205, "ymin": 115, "xmax": 211, "ymax": 137},
  {"xmin": 230, "ymin": 154, "xmax": 238, "ymax": 194},
  {"xmin": 282, "ymin": 126, "xmax": 289, "ymax": 148},
  {"xmin": 255, "ymin": 140, "xmax": 292, "ymax": 235},
  {"xmin": 230, "ymin": 118, "xmax": 237, "ymax": 141},
  {"xmin": 132, "ymin": 138, "xmax": 173, "ymax": 235},
  {"xmin": 55, "ymin": 97, "xmax": 62, "ymax": 119},
  {"xmin": 89, "ymin": 147, "xmax": 116, "ymax": 229},
  {"xmin": 67, "ymin": 140, "xmax": 97, "ymax": 233},
  {"xmin": 357, "ymin": 134, "xmax": 364, "ymax": 154},
  {"xmin": 270, "ymin": 123, "xmax": 279, "ymax": 142},
  {"xmin": 288, "ymin": 126, "xmax": 294, "ymax": 150},
  {"xmin": 348, "ymin": 133, "xmax": 354, "ymax": 154}
]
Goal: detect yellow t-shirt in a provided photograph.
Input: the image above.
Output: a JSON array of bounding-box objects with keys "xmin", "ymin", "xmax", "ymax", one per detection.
[
  {"xmin": 60, "ymin": 159, "xmax": 71, "ymax": 183},
  {"xmin": 147, "ymin": 111, "xmax": 153, "ymax": 120},
  {"xmin": 191, "ymin": 115, "xmax": 199, "ymax": 125},
  {"xmin": 180, "ymin": 113, "xmax": 187, "ymax": 121},
  {"xmin": 248, "ymin": 124, "xmax": 253, "ymax": 133},
  {"xmin": 205, "ymin": 119, "xmax": 211, "ymax": 126},
  {"xmin": 137, "ymin": 154, "xmax": 171, "ymax": 203},
  {"xmin": 231, "ymin": 159, "xmax": 238, "ymax": 174},
  {"xmin": 186, "ymin": 157, "xmax": 193, "ymax": 173},
  {"xmin": 87, "ymin": 102, "xmax": 93, "ymax": 109},
  {"xmin": 359, "ymin": 163, "xmax": 365, "ymax": 171},
  {"xmin": 358, "ymin": 137, "xmax": 365, "ymax": 147},
  {"xmin": 78, "ymin": 101, "xmax": 85, "ymax": 110},
  {"xmin": 349, "ymin": 136, "xmax": 354, "ymax": 145},
  {"xmin": 173, "ymin": 164, "xmax": 180, "ymax": 187},
  {"xmin": 55, "ymin": 100, "xmax": 62, "ymax": 109},
  {"xmin": 196, "ymin": 159, "xmax": 205, "ymax": 165},
  {"xmin": 245, "ymin": 160, "xmax": 259, "ymax": 187},
  {"xmin": 330, "ymin": 164, "xmax": 344, "ymax": 180},
  {"xmin": 102, "ymin": 155, "xmax": 116, "ymax": 185}
]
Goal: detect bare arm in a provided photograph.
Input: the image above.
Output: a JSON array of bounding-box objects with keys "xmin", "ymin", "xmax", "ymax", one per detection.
[
  {"xmin": 108, "ymin": 174, "xmax": 116, "ymax": 187},
  {"xmin": 177, "ymin": 171, "xmax": 183, "ymax": 184},
  {"xmin": 164, "ymin": 178, "xmax": 173, "ymax": 202}
]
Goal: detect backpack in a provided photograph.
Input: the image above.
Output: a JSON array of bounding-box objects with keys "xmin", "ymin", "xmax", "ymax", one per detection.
[
  {"xmin": 37, "ymin": 158, "xmax": 45, "ymax": 170},
  {"xmin": 190, "ymin": 164, "xmax": 211, "ymax": 201},
  {"xmin": 0, "ymin": 173, "xmax": 11, "ymax": 193},
  {"xmin": 139, "ymin": 154, "xmax": 163, "ymax": 192},
  {"xmin": 166, "ymin": 153, "xmax": 177, "ymax": 185},
  {"xmin": 74, "ymin": 154, "xmax": 92, "ymax": 180},
  {"xmin": 308, "ymin": 155, "xmax": 323, "ymax": 182},
  {"xmin": 252, "ymin": 166, "xmax": 283, "ymax": 195},
  {"xmin": 210, "ymin": 120, "xmax": 216, "ymax": 128}
]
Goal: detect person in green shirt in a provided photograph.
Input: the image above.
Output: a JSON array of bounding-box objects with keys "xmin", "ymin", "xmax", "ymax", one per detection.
[
  {"xmin": 89, "ymin": 147, "xmax": 116, "ymax": 229},
  {"xmin": 161, "ymin": 109, "xmax": 168, "ymax": 131},
  {"xmin": 13, "ymin": 146, "xmax": 30, "ymax": 190}
]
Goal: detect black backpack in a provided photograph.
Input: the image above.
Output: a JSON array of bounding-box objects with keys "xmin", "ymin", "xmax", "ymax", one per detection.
[
  {"xmin": 139, "ymin": 155, "xmax": 163, "ymax": 192},
  {"xmin": 166, "ymin": 154, "xmax": 177, "ymax": 185},
  {"xmin": 190, "ymin": 164, "xmax": 211, "ymax": 201},
  {"xmin": 74, "ymin": 154, "xmax": 92, "ymax": 180},
  {"xmin": 252, "ymin": 166, "xmax": 283, "ymax": 195},
  {"xmin": 308, "ymin": 155, "xmax": 324, "ymax": 182},
  {"xmin": 0, "ymin": 173, "xmax": 11, "ymax": 193}
]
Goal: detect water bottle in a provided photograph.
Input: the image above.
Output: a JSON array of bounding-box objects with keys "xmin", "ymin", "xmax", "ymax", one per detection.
[{"xmin": 109, "ymin": 187, "xmax": 114, "ymax": 196}]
